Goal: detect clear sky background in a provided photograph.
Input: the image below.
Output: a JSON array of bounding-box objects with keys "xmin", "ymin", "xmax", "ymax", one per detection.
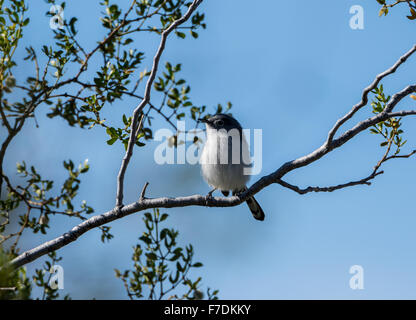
[{"xmin": 4, "ymin": 0, "xmax": 416, "ymax": 299}]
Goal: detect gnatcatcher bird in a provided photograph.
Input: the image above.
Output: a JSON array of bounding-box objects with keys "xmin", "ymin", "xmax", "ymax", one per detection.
[{"xmin": 199, "ymin": 114, "xmax": 265, "ymax": 221}]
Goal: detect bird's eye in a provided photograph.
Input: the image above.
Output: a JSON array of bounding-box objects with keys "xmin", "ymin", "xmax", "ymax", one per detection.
[{"xmin": 215, "ymin": 120, "xmax": 224, "ymax": 127}]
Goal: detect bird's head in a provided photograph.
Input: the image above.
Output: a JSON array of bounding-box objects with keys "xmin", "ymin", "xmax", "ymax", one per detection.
[{"xmin": 199, "ymin": 114, "xmax": 242, "ymax": 131}]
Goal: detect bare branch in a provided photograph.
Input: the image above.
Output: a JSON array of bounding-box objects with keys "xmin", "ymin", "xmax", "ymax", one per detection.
[
  {"xmin": 115, "ymin": 0, "xmax": 204, "ymax": 208},
  {"xmin": 385, "ymin": 149, "xmax": 416, "ymax": 161},
  {"xmin": 277, "ymin": 132, "xmax": 416, "ymax": 195},
  {"xmin": 326, "ymin": 44, "xmax": 416, "ymax": 145},
  {"xmin": 8, "ymin": 191, "xmax": 246, "ymax": 269},
  {"xmin": 8, "ymin": 104, "xmax": 414, "ymax": 269},
  {"xmin": 139, "ymin": 181, "xmax": 150, "ymax": 200},
  {"xmin": 386, "ymin": 109, "xmax": 416, "ymax": 117},
  {"xmin": 276, "ymin": 170, "xmax": 384, "ymax": 195},
  {"xmin": 6, "ymin": 43, "xmax": 416, "ymax": 271}
]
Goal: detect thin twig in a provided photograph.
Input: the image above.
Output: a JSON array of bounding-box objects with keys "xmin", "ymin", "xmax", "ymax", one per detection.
[
  {"xmin": 6, "ymin": 39, "xmax": 416, "ymax": 272},
  {"xmin": 276, "ymin": 171, "xmax": 384, "ymax": 195},
  {"xmin": 326, "ymin": 44, "xmax": 416, "ymax": 145},
  {"xmin": 115, "ymin": 0, "xmax": 203, "ymax": 207},
  {"xmin": 139, "ymin": 182, "xmax": 150, "ymax": 201}
]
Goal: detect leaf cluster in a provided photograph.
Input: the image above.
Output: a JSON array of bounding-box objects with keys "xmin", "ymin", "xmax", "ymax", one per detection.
[
  {"xmin": 370, "ymin": 85, "xmax": 407, "ymax": 154},
  {"xmin": 115, "ymin": 208, "xmax": 218, "ymax": 300}
]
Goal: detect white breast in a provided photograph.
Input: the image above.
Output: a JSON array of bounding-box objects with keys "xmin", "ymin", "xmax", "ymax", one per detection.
[{"xmin": 200, "ymin": 128, "xmax": 250, "ymax": 191}]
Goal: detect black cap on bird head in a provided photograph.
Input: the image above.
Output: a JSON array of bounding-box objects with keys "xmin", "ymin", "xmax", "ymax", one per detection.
[{"xmin": 198, "ymin": 114, "xmax": 242, "ymax": 131}]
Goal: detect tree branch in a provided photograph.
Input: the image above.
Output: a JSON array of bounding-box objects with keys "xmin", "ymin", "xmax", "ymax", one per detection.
[
  {"xmin": 6, "ymin": 43, "xmax": 416, "ymax": 270},
  {"xmin": 276, "ymin": 170, "xmax": 384, "ymax": 195},
  {"xmin": 387, "ymin": 109, "xmax": 416, "ymax": 117},
  {"xmin": 326, "ymin": 44, "xmax": 416, "ymax": 145},
  {"xmin": 115, "ymin": 0, "xmax": 204, "ymax": 207}
]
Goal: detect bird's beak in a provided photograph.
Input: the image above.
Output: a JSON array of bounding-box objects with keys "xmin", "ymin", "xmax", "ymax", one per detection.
[{"xmin": 198, "ymin": 118, "xmax": 208, "ymax": 123}]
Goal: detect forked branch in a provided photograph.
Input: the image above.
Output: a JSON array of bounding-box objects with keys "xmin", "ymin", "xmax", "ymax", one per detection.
[{"xmin": 7, "ymin": 40, "xmax": 416, "ymax": 270}]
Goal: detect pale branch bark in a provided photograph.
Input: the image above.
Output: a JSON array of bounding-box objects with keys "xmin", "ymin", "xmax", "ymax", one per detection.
[
  {"xmin": 387, "ymin": 110, "xmax": 416, "ymax": 117},
  {"xmin": 7, "ymin": 43, "xmax": 416, "ymax": 270},
  {"xmin": 116, "ymin": 0, "xmax": 204, "ymax": 208},
  {"xmin": 326, "ymin": 44, "xmax": 416, "ymax": 145},
  {"xmin": 275, "ymin": 146, "xmax": 416, "ymax": 195},
  {"xmin": 276, "ymin": 170, "xmax": 384, "ymax": 195}
]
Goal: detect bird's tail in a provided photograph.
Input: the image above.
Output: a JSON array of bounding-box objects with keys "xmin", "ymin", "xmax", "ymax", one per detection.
[
  {"xmin": 246, "ymin": 196, "xmax": 265, "ymax": 221},
  {"xmin": 233, "ymin": 187, "xmax": 265, "ymax": 221}
]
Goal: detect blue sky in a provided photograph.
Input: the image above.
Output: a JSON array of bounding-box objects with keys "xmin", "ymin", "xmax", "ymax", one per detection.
[{"xmin": 4, "ymin": 0, "xmax": 416, "ymax": 299}]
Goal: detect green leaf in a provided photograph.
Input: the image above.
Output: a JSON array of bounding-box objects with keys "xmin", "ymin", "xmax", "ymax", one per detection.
[
  {"xmin": 407, "ymin": 8, "xmax": 416, "ymax": 20},
  {"xmin": 106, "ymin": 137, "xmax": 118, "ymax": 145},
  {"xmin": 122, "ymin": 114, "xmax": 128, "ymax": 125},
  {"xmin": 144, "ymin": 212, "xmax": 153, "ymax": 222},
  {"xmin": 139, "ymin": 234, "xmax": 152, "ymax": 245},
  {"xmin": 379, "ymin": 6, "xmax": 388, "ymax": 17},
  {"xmin": 160, "ymin": 228, "xmax": 169, "ymax": 239},
  {"xmin": 145, "ymin": 252, "xmax": 157, "ymax": 260},
  {"xmin": 169, "ymin": 270, "xmax": 180, "ymax": 284},
  {"xmin": 176, "ymin": 31, "xmax": 186, "ymax": 39}
]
